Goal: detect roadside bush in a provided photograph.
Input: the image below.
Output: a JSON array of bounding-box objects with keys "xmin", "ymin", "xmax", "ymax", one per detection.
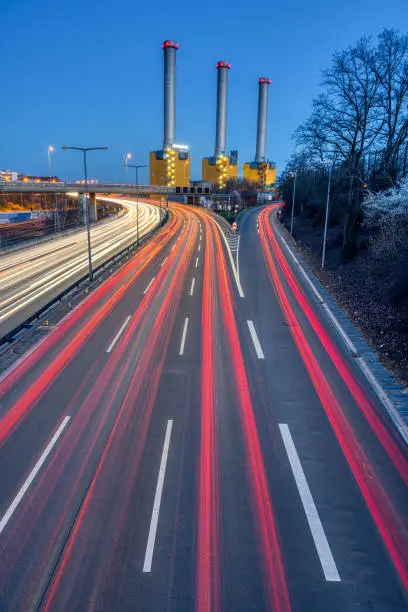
[{"xmin": 363, "ymin": 177, "xmax": 408, "ymax": 307}]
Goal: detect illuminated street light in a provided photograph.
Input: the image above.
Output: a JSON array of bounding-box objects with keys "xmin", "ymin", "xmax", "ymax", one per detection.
[
  {"xmin": 48, "ymin": 146, "xmax": 54, "ymax": 181},
  {"xmin": 125, "ymin": 162, "xmax": 148, "ymax": 245},
  {"xmin": 125, "ymin": 152, "xmax": 132, "ymax": 184},
  {"xmin": 61, "ymin": 145, "xmax": 107, "ymax": 281}
]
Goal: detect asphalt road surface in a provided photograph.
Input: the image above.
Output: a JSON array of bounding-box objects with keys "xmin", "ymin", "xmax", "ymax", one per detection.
[
  {"xmin": 0, "ymin": 203, "xmax": 407, "ymax": 611},
  {"xmin": 0, "ymin": 197, "xmax": 161, "ymax": 340}
]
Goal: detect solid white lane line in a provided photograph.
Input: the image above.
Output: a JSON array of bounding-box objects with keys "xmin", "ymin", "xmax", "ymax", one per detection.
[
  {"xmin": 247, "ymin": 320, "xmax": 265, "ymax": 359},
  {"xmin": 0, "ymin": 416, "xmax": 71, "ymax": 535},
  {"xmin": 210, "ymin": 216, "xmax": 245, "ymax": 298},
  {"xmin": 161, "ymin": 256, "xmax": 168, "ymax": 267},
  {"xmin": 190, "ymin": 278, "xmax": 195, "ymax": 296},
  {"xmin": 143, "ymin": 419, "xmax": 173, "ymax": 573},
  {"xmin": 279, "ymin": 424, "xmax": 341, "ymax": 582},
  {"xmin": 179, "ymin": 317, "xmax": 189, "ymax": 356},
  {"xmin": 236, "ymin": 236, "xmax": 241, "ymax": 280},
  {"xmin": 143, "ymin": 276, "xmax": 156, "ymax": 295},
  {"xmin": 106, "ymin": 315, "xmax": 131, "ymax": 353},
  {"xmin": 195, "ymin": 257, "xmax": 199, "ymax": 268}
]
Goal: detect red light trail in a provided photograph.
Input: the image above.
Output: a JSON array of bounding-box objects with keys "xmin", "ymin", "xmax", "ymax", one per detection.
[{"xmin": 259, "ymin": 206, "xmax": 408, "ymax": 591}]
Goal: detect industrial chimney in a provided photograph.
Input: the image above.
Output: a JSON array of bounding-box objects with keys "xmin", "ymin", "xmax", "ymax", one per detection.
[
  {"xmin": 202, "ymin": 61, "xmax": 237, "ymax": 187},
  {"xmin": 162, "ymin": 40, "xmax": 178, "ymax": 149},
  {"xmin": 255, "ymin": 78, "xmax": 271, "ymax": 163},
  {"xmin": 150, "ymin": 40, "xmax": 190, "ymax": 187},
  {"xmin": 214, "ymin": 61, "xmax": 230, "ymax": 157},
  {"xmin": 243, "ymin": 77, "xmax": 276, "ymax": 187}
]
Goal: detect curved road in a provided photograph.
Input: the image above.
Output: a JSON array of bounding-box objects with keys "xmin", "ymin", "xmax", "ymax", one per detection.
[
  {"xmin": 0, "ymin": 203, "xmax": 406, "ymax": 611},
  {"xmin": 0, "ymin": 197, "xmax": 161, "ymax": 339}
]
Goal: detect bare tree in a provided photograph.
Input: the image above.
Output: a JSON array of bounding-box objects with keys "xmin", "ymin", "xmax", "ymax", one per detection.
[
  {"xmin": 373, "ymin": 29, "xmax": 408, "ymax": 185},
  {"xmin": 295, "ymin": 38, "xmax": 382, "ymax": 257}
]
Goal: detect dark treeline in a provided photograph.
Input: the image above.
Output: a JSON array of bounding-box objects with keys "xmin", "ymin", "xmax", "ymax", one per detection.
[{"xmin": 280, "ymin": 28, "xmax": 408, "ymax": 260}]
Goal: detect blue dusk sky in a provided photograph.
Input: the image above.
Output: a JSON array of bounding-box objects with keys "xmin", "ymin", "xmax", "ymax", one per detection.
[{"xmin": 1, "ymin": 0, "xmax": 407, "ymax": 182}]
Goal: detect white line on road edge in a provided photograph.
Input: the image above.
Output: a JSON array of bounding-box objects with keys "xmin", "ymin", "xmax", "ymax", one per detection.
[
  {"xmin": 195, "ymin": 257, "xmax": 199, "ymax": 268},
  {"xmin": 106, "ymin": 315, "xmax": 131, "ymax": 353},
  {"xmin": 0, "ymin": 416, "xmax": 71, "ymax": 535},
  {"xmin": 179, "ymin": 317, "xmax": 189, "ymax": 356},
  {"xmin": 143, "ymin": 276, "xmax": 156, "ymax": 295},
  {"xmin": 161, "ymin": 256, "xmax": 168, "ymax": 267},
  {"xmin": 190, "ymin": 278, "xmax": 195, "ymax": 296},
  {"xmin": 247, "ymin": 320, "xmax": 265, "ymax": 359},
  {"xmin": 143, "ymin": 419, "xmax": 173, "ymax": 573},
  {"xmin": 236, "ymin": 236, "xmax": 241, "ymax": 280},
  {"xmin": 279, "ymin": 424, "xmax": 341, "ymax": 582},
  {"xmin": 210, "ymin": 216, "xmax": 244, "ymax": 298}
]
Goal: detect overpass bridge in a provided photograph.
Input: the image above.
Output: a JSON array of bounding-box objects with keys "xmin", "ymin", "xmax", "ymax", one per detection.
[{"xmin": 0, "ymin": 182, "xmax": 173, "ymax": 195}]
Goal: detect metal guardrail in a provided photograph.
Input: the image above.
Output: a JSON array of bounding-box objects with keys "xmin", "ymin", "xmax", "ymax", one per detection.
[{"xmin": 0, "ymin": 211, "xmax": 169, "ymax": 357}]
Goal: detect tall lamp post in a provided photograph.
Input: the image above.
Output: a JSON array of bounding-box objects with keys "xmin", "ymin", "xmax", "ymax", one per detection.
[
  {"xmin": 48, "ymin": 146, "xmax": 58, "ymax": 231},
  {"xmin": 126, "ymin": 163, "xmax": 148, "ymax": 245},
  {"xmin": 62, "ymin": 146, "xmax": 107, "ymax": 281},
  {"xmin": 289, "ymin": 171, "xmax": 297, "ymax": 235},
  {"xmin": 125, "ymin": 153, "xmax": 132, "ymax": 184},
  {"xmin": 322, "ymin": 163, "xmax": 333, "ymax": 270},
  {"xmin": 47, "ymin": 146, "xmax": 54, "ymax": 181}
]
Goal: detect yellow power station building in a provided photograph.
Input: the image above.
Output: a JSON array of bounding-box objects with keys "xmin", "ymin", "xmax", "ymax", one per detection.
[
  {"xmin": 202, "ymin": 151, "xmax": 238, "ymax": 190},
  {"xmin": 243, "ymin": 161, "xmax": 277, "ymax": 186},
  {"xmin": 150, "ymin": 146, "xmax": 190, "ymax": 188}
]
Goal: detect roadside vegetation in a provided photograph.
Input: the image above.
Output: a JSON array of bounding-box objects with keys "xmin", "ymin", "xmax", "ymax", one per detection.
[{"xmin": 279, "ymin": 28, "xmax": 408, "ymax": 383}]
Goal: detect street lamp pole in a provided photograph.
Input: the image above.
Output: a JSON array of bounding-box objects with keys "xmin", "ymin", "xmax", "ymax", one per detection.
[
  {"xmin": 62, "ymin": 145, "xmax": 107, "ymax": 281},
  {"xmin": 48, "ymin": 146, "xmax": 54, "ymax": 181},
  {"xmin": 321, "ymin": 164, "xmax": 333, "ymax": 270},
  {"xmin": 126, "ymin": 163, "xmax": 148, "ymax": 245},
  {"xmin": 289, "ymin": 171, "xmax": 297, "ymax": 235},
  {"xmin": 125, "ymin": 153, "xmax": 132, "ymax": 184},
  {"xmin": 48, "ymin": 146, "xmax": 58, "ymax": 231}
]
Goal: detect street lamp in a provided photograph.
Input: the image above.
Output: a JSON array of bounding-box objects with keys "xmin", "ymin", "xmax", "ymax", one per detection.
[
  {"xmin": 62, "ymin": 145, "xmax": 107, "ymax": 281},
  {"xmin": 321, "ymin": 158, "xmax": 337, "ymax": 270},
  {"xmin": 289, "ymin": 171, "xmax": 297, "ymax": 235},
  {"xmin": 125, "ymin": 152, "xmax": 132, "ymax": 184},
  {"xmin": 48, "ymin": 146, "xmax": 54, "ymax": 181},
  {"xmin": 48, "ymin": 146, "xmax": 58, "ymax": 231},
  {"xmin": 126, "ymin": 163, "xmax": 148, "ymax": 245}
]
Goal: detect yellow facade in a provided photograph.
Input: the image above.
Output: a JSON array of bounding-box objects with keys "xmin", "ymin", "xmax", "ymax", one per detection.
[
  {"xmin": 243, "ymin": 162, "xmax": 276, "ymax": 186},
  {"xmin": 150, "ymin": 149, "xmax": 190, "ymax": 187},
  {"xmin": 202, "ymin": 155, "xmax": 238, "ymax": 189}
]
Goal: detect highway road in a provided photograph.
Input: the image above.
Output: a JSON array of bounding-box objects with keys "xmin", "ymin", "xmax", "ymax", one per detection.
[
  {"xmin": 0, "ymin": 197, "xmax": 161, "ymax": 340},
  {"xmin": 0, "ymin": 202, "xmax": 407, "ymax": 611}
]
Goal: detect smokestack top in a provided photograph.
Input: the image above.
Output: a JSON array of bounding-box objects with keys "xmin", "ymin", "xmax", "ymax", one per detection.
[
  {"xmin": 162, "ymin": 40, "xmax": 179, "ymax": 50},
  {"xmin": 258, "ymin": 77, "xmax": 271, "ymax": 84},
  {"xmin": 216, "ymin": 61, "xmax": 231, "ymax": 70}
]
